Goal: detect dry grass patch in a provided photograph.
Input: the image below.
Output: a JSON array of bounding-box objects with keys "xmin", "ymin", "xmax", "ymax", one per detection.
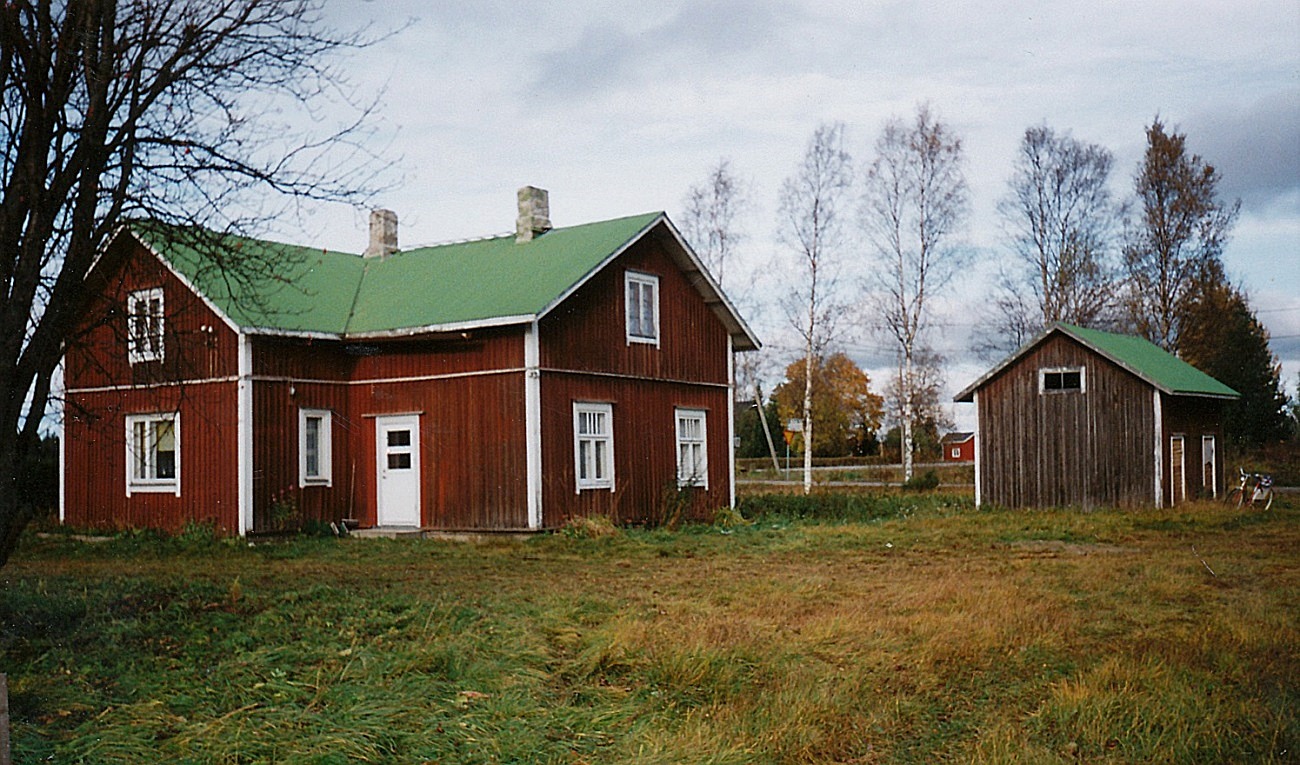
[{"xmin": 3, "ymin": 495, "xmax": 1296, "ymax": 763}]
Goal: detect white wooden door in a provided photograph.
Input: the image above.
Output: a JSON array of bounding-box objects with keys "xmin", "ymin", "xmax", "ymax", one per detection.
[
  {"xmin": 1202, "ymin": 435, "xmax": 1216, "ymax": 498},
  {"xmin": 376, "ymin": 415, "xmax": 421, "ymax": 527}
]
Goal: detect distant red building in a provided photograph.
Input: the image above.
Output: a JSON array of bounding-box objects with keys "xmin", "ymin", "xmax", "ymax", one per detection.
[
  {"xmin": 940, "ymin": 432, "xmax": 975, "ymax": 463},
  {"xmin": 60, "ymin": 187, "xmax": 759, "ymax": 534}
]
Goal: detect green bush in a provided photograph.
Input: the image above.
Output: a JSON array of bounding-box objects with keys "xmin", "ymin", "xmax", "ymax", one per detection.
[
  {"xmin": 903, "ymin": 470, "xmax": 940, "ymax": 491},
  {"xmin": 740, "ymin": 493, "xmax": 901, "ymax": 523}
]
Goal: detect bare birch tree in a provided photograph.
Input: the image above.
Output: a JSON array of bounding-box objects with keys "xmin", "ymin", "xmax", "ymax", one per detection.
[
  {"xmin": 682, "ymin": 159, "xmax": 746, "ymax": 293},
  {"xmin": 983, "ymin": 126, "xmax": 1118, "ymax": 353},
  {"xmin": 0, "ymin": 0, "xmax": 387, "ymax": 566},
  {"xmin": 861, "ymin": 105, "xmax": 968, "ymax": 482},
  {"xmin": 777, "ymin": 123, "xmax": 853, "ymax": 494},
  {"xmin": 680, "ymin": 159, "xmax": 779, "ymax": 471}
]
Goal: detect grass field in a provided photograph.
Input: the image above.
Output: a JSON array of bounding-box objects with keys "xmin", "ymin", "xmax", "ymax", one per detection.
[{"xmin": 2, "ymin": 493, "xmax": 1296, "ymax": 763}]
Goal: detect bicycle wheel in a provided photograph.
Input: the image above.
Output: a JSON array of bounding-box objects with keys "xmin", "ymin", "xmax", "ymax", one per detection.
[
  {"xmin": 1227, "ymin": 488, "xmax": 1245, "ymax": 508},
  {"xmin": 1261, "ymin": 488, "xmax": 1274, "ymax": 510}
]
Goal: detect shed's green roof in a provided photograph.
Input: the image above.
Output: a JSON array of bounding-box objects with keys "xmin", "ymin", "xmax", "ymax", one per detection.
[
  {"xmin": 955, "ymin": 322, "xmax": 1239, "ymax": 401},
  {"xmin": 1056, "ymin": 323, "xmax": 1238, "ymax": 398},
  {"xmin": 130, "ymin": 213, "xmax": 665, "ymax": 336}
]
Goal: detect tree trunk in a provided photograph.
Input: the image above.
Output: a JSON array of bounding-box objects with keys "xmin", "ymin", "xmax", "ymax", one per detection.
[
  {"xmin": 902, "ymin": 351, "xmax": 915, "ymax": 482},
  {"xmin": 802, "ymin": 342, "xmax": 814, "ymax": 495}
]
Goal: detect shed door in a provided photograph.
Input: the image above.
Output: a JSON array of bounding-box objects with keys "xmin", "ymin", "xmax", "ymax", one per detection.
[
  {"xmin": 1170, "ymin": 435, "xmax": 1186, "ymax": 505},
  {"xmin": 376, "ymin": 415, "xmax": 421, "ymax": 527},
  {"xmin": 1202, "ymin": 435, "xmax": 1216, "ymax": 498}
]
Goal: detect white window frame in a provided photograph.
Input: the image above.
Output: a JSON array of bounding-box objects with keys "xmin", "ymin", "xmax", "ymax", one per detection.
[
  {"xmin": 127, "ymin": 287, "xmax": 165, "ymax": 364},
  {"xmin": 625, "ymin": 271, "xmax": 660, "ymax": 346},
  {"xmin": 675, "ymin": 408, "xmax": 708, "ymax": 489},
  {"xmin": 299, "ymin": 408, "xmax": 333, "ymax": 487},
  {"xmin": 573, "ymin": 402, "xmax": 614, "ymax": 492},
  {"xmin": 1038, "ymin": 366, "xmax": 1085, "ymax": 394},
  {"xmin": 125, "ymin": 412, "xmax": 180, "ymax": 496}
]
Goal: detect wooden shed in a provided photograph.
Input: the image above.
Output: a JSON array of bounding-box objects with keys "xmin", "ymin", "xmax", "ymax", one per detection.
[{"xmin": 954, "ymin": 323, "xmax": 1238, "ymax": 509}]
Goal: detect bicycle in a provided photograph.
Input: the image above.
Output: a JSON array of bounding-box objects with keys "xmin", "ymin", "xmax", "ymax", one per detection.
[{"xmin": 1226, "ymin": 466, "xmax": 1274, "ymax": 510}]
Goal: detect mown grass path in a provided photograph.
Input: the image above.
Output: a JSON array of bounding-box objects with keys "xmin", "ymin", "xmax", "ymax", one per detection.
[{"xmin": 2, "ymin": 495, "xmax": 1296, "ymax": 763}]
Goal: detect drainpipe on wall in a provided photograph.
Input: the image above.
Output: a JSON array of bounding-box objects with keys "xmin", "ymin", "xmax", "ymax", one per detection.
[
  {"xmin": 237, "ymin": 333, "xmax": 254, "ymax": 534},
  {"xmin": 524, "ymin": 320, "xmax": 543, "ymax": 528}
]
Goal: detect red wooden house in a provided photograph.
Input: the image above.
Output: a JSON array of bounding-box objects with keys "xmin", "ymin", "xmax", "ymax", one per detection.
[
  {"xmin": 59, "ymin": 187, "xmax": 759, "ymax": 534},
  {"xmin": 954, "ymin": 323, "xmax": 1238, "ymax": 509},
  {"xmin": 939, "ymin": 431, "xmax": 974, "ymax": 463}
]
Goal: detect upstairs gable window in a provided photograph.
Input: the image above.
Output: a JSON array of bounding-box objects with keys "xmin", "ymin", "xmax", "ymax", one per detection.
[
  {"xmin": 127, "ymin": 287, "xmax": 165, "ymax": 363},
  {"xmin": 625, "ymin": 271, "xmax": 659, "ymax": 346},
  {"xmin": 1039, "ymin": 366, "xmax": 1085, "ymax": 394}
]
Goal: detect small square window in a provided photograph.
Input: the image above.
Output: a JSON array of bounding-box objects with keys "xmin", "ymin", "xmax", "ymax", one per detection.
[
  {"xmin": 126, "ymin": 413, "xmax": 180, "ymax": 496},
  {"xmin": 625, "ymin": 272, "xmax": 659, "ymax": 345},
  {"xmin": 574, "ymin": 402, "xmax": 614, "ymax": 491},
  {"xmin": 299, "ymin": 409, "xmax": 333, "ymax": 487},
  {"xmin": 127, "ymin": 288, "xmax": 165, "ymax": 364},
  {"xmin": 675, "ymin": 408, "xmax": 708, "ymax": 488}
]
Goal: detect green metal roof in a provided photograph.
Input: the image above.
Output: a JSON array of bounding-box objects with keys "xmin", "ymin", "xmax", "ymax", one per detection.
[
  {"xmin": 955, "ymin": 322, "xmax": 1239, "ymax": 401},
  {"xmin": 1056, "ymin": 323, "xmax": 1238, "ymax": 398},
  {"xmin": 129, "ymin": 212, "xmax": 670, "ymax": 336}
]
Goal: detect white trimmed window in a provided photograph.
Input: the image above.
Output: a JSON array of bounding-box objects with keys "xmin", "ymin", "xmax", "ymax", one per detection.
[
  {"xmin": 1039, "ymin": 366, "xmax": 1085, "ymax": 394},
  {"xmin": 676, "ymin": 408, "xmax": 708, "ymax": 488},
  {"xmin": 126, "ymin": 413, "xmax": 180, "ymax": 495},
  {"xmin": 127, "ymin": 287, "xmax": 165, "ymax": 363},
  {"xmin": 625, "ymin": 271, "xmax": 659, "ymax": 345},
  {"xmin": 574, "ymin": 402, "xmax": 614, "ymax": 491},
  {"xmin": 299, "ymin": 408, "xmax": 333, "ymax": 487}
]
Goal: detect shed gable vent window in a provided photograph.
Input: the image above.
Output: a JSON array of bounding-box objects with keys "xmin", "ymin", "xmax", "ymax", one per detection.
[
  {"xmin": 574, "ymin": 402, "xmax": 614, "ymax": 491},
  {"xmin": 126, "ymin": 413, "xmax": 180, "ymax": 496},
  {"xmin": 1039, "ymin": 367, "xmax": 1085, "ymax": 394},
  {"xmin": 625, "ymin": 272, "xmax": 660, "ymax": 345},
  {"xmin": 127, "ymin": 287, "xmax": 165, "ymax": 363},
  {"xmin": 299, "ymin": 408, "xmax": 333, "ymax": 487}
]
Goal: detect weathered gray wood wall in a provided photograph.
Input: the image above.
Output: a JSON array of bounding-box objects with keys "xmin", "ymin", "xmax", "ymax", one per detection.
[{"xmin": 977, "ymin": 334, "xmax": 1156, "ymax": 508}]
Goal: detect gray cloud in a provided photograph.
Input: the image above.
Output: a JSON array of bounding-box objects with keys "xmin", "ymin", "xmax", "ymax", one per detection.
[
  {"xmin": 1185, "ymin": 91, "xmax": 1300, "ymax": 209},
  {"xmin": 527, "ymin": 0, "xmax": 806, "ymax": 100}
]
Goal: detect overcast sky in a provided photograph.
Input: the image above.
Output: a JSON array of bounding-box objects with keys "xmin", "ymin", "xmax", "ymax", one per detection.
[{"xmin": 293, "ymin": 1, "xmax": 1299, "ymax": 427}]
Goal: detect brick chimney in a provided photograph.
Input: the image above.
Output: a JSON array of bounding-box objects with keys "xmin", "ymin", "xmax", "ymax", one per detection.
[
  {"xmin": 363, "ymin": 208, "xmax": 398, "ymax": 258},
  {"xmin": 515, "ymin": 186, "xmax": 551, "ymax": 243}
]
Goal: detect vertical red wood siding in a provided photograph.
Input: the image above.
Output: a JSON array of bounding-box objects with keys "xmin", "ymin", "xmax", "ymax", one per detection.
[
  {"xmin": 538, "ymin": 234, "xmax": 734, "ymax": 525},
  {"xmin": 249, "ymin": 331, "xmax": 528, "ymax": 531},
  {"xmin": 941, "ymin": 437, "xmax": 974, "ymax": 463},
  {"xmin": 540, "ymin": 234, "xmax": 730, "ymax": 384},
  {"xmin": 64, "ymin": 383, "xmax": 240, "ymax": 532},
  {"xmin": 63, "ymin": 238, "xmax": 241, "ymax": 532},
  {"xmin": 538, "ymin": 375, "xmax": 730, "ymax": 526},
  {"xmin": 65, "ymin": 224, "xmax": 741, "ymax": 534}
]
